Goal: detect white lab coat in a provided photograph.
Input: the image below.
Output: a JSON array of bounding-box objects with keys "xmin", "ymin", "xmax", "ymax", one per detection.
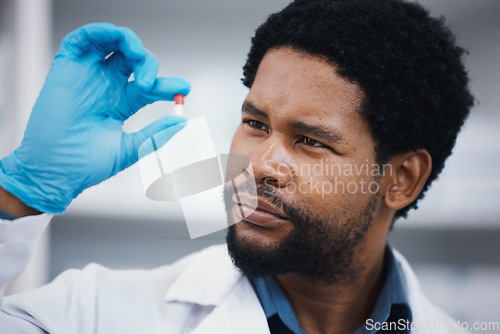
[{"xmin": 0, "ymin": 215, "xmax": 466, "ymax": 333}]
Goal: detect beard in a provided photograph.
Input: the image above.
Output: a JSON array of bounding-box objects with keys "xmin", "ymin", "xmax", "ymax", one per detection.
[{"xmin": 225, "ymin": 185, "xmax": 377, "ymax": 283}]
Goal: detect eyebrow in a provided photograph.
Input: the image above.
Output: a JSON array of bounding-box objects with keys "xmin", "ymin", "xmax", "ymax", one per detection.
[
  {"xmin": 242, "ymin": 101, "xmax": 268, "ymax": 119},
  {"xmin": 291, "ymin": 121, "xmax": 344, "ymax": 145},
  {"xmin": 242, "ymin": 101, "xmax": 344, "ymax": 145}
]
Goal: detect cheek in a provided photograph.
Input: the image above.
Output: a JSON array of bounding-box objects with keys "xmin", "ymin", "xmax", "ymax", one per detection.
[{"xmin": 288, "ymin": 160, "xmax": 379, "ymax": 212}]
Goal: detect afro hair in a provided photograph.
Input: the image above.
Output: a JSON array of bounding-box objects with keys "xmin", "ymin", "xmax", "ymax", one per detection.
[{"xmin": 242, "ymin": 0, "xmax": 474, "ymax": 219}]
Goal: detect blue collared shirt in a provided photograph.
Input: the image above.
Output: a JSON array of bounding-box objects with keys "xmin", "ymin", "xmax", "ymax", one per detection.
[
  {"xmin": 0, "ymin": 209, "xmax": 18, "ymax": 220},
  {"xmin": 250, "ymin": 245, "xmax": 412, "ymax": 333}
]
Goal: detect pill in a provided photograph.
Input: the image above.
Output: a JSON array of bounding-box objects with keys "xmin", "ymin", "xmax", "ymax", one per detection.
[{"xmin": 174, "ymin": 94, "xmax": 184, "ymax": 116}]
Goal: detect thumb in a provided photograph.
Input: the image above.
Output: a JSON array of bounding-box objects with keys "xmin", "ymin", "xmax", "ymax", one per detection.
[
  {"xmin": 122, "ymin": 116, "xmax": 187, "ymax": 168},
  {"xmin": 120, "ymin": 77, "xmax": 190, "ymax": 121}
]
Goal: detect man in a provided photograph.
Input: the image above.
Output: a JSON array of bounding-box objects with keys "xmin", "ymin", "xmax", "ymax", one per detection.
[{"xmin": 0, "ymin": 0, "xmax": 473, "ymax": 333}]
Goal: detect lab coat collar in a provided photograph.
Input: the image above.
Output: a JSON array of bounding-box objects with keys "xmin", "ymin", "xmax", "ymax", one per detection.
[
  {"xmin": 163, "ymin": 244, "xmax": 241, "ymax": 306},
  {"xmin": 163, "ymin": 244, "xmax": 270, "ymax": 333}
]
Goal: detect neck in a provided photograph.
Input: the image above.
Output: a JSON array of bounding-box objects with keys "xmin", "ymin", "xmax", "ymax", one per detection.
[{"xmin": 276, "ymin": 238, "xmax": 387, "ymax": 334}]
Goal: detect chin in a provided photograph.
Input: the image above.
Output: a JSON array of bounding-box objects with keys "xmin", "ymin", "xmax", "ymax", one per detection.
[{"xmin": 226, "ymin": 224, "xmax": 288, "ymax": 278}]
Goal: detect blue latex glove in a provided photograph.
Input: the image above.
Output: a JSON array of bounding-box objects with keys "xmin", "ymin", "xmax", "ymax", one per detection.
[{"xmin": 0, "ymin": 23, "xmax": 190, "ymax": 214}]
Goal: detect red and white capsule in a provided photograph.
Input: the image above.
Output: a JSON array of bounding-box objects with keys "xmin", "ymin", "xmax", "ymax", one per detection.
[{"xmin": 174, "ymin": 94, "xmax": 184, "ymax": 116}]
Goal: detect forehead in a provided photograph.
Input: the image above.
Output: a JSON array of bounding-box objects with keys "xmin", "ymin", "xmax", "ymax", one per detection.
[
  {"xmin": 247, "ymin": 47, "xmax": 364, "ymax": 118},
  {"xmin": 245, "ymin": 47, "xmax": 371, "ymax": 143}
]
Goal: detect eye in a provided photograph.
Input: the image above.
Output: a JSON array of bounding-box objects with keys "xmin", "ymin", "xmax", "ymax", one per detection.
[
  {"xmin": 242, "ymin": 119, "xmax": 269, "ymax": 133},
  {"xmin": 299, "ymin": 136, "xmax": 328, "ymax": 148}
]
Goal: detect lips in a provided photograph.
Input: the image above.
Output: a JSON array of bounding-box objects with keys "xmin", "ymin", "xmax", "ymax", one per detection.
[{"xmin": 233, "ymin": 193, "xmax": 289, "ymax": 228}]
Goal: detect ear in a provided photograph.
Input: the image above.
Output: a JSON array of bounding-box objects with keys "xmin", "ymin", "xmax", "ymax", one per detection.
[{"xmin": 383, "ymin": 149, "xmax": 432, "ymax": 212}]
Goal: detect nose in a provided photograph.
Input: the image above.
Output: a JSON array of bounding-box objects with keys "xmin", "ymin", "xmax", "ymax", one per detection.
[{"xmin": 250, "ymin": 141, "xmax": 294, "ymax": 188}]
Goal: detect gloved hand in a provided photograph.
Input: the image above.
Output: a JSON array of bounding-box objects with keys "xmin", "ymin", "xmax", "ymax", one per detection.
[{"xmin": 0, "ymin": 23, "xmax": 190, "ymax": 214}]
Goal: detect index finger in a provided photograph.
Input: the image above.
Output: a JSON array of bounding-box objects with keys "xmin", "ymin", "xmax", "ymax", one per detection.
[{"xmin": 56, "ymin": 23, "xmax": 157, "ymax": 88}]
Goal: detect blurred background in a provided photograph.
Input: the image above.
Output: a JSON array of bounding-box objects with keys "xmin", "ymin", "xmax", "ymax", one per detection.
[{"xmin": 1, "ymin": 0, "xmax": 499, "ymax": 330}]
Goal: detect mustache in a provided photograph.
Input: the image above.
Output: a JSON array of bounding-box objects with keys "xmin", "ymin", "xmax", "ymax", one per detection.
[
  {"xmin": 224, "ymin": 179, "xmax": 299, "ymax": 221},
  {"xmin": 257, "ymin": 185, "xmax": 298, "ymax": 221},
  {"xmin": 257, "ymin": 185, "xmax": 285, "ymax": 210}
]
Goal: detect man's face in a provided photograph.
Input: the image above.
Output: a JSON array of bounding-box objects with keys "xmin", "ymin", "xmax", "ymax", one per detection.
[{"xmin": 226, "ymin": 46, "xmax": 383, "ymax": 282}]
